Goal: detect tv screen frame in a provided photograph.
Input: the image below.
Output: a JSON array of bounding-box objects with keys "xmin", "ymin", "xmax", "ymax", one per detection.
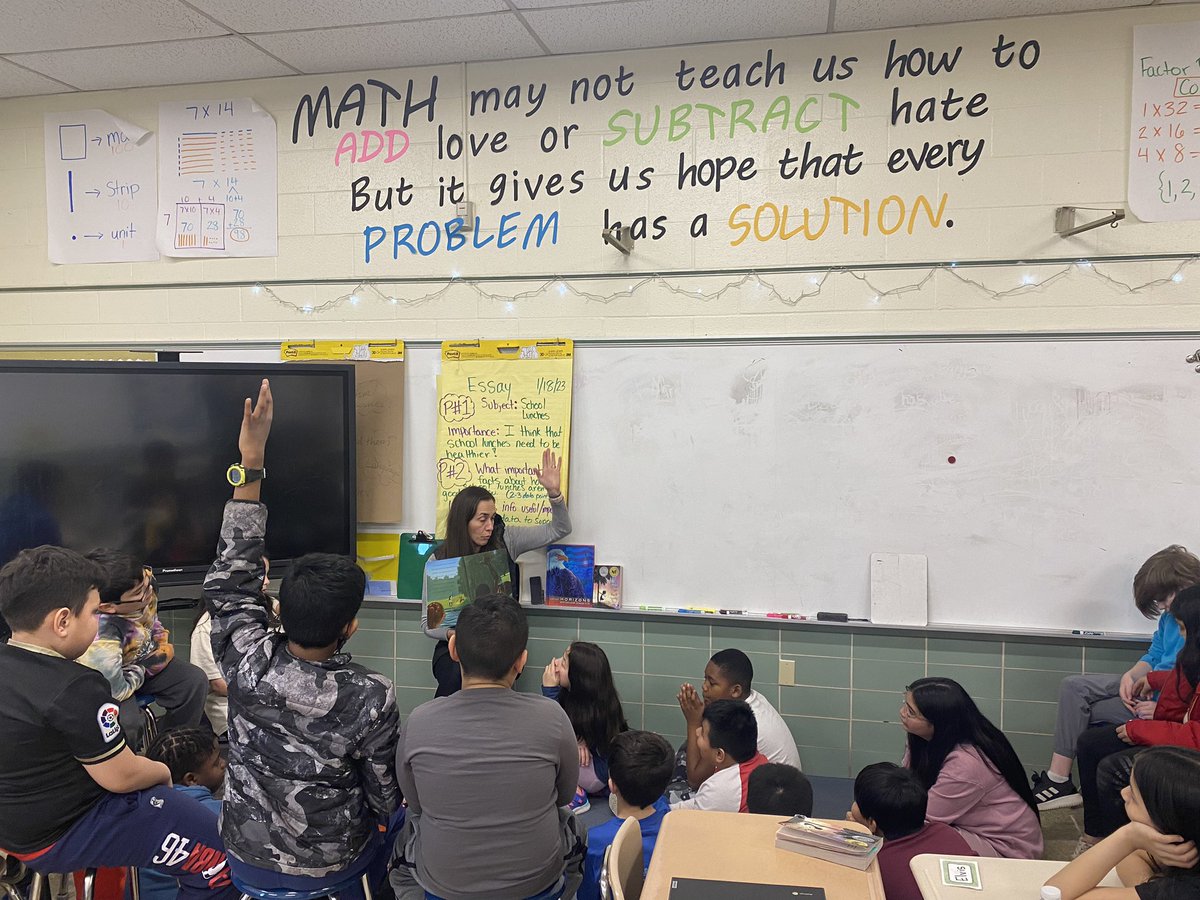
[{"xmin": 0, "ymin": 360, "xmax": 357, "ymax": 587}]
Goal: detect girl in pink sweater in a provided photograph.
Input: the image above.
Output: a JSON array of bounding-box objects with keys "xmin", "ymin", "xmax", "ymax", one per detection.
[{"xmin": 901, "ymin": 677, "xmax": 1043, "ymax": 859}]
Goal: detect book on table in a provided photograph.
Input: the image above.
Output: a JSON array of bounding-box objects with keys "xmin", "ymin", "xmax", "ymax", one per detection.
[{"xmin": 773, "ymin": 816, "xmax": 883, "ymax": 871}]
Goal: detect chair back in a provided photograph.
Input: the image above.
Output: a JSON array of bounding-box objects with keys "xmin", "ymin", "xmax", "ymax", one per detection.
[{"xmin": 606, "ymin": 816, "xmax": 644, "ymax": 900}]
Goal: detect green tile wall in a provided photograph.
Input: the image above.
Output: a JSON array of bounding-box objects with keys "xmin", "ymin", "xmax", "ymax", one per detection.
[{"xmin": 162, "ymin": 603, "xmax": 1149, "ymax": 781}]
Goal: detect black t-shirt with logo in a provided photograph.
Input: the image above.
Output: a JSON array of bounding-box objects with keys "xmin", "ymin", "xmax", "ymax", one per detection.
[{"xmin": 0, "ymin": 643, "xmax": 126, "ymax": 853}]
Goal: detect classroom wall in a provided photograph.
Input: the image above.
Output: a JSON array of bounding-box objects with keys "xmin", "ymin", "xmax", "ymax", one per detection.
[
  {"xmin": 2, "ymin": 4, "xmax": 1200, "ymax": 344},
  {"xmin": 161, "ymin": 604, "xmax": 1140, "ymax": 778}
]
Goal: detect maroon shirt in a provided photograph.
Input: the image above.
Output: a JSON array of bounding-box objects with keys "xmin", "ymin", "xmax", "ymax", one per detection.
[{"xmin": 876, "ymin": 822, "xmax": 977, "ymax": 900}]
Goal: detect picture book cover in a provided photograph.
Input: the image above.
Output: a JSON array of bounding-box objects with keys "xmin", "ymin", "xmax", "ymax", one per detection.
[
  {"xmin": 423, "ymin": 547, "xmax": 513, "ymax": 630},
  {"xmin": 593, "ymin": 565, "xmax": 623, "ymax": 609},
  {"xmin": 546, "ymin": 544, "xmax": 595, "ymax": 607}
]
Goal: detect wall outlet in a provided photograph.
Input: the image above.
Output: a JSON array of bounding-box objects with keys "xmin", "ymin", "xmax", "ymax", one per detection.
[
  {"xmin": 455, "ymin": 200, "xmax": 475, "ymax": 230},
  {"xmin": 778, "ymin": 658, "xmax": 795, "ymax": 686}
]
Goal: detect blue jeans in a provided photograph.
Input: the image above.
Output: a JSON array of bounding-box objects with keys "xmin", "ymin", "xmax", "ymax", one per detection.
[{"xmin": 15, "ymin": 789, "xmax": 236, "ymax": 900}]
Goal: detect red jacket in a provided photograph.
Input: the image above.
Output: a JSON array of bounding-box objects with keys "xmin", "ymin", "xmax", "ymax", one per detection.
[{"xmin": 1125, "ymin": 668, "xmax": 1200, "ymax": 750}]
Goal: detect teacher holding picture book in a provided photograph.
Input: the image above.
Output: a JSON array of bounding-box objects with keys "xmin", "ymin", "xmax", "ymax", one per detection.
[{"xmin": 422, "ymin": 449, "xmax": 572, "ymax": 696}]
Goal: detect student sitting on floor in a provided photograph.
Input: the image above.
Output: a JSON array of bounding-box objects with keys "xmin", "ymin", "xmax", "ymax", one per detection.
[
  {"xmin": 672, "ymin": 699, "xmax": 768, "ymax": 812},
  {"xmin": 746, "ymin": 763, "xmax": 813, "ymax": 816},
  {"xmin": 1045, "ymin": 746, "xmax": 1200, "ymax": 899},
  {"xmin": 542, "ymin": 640, "xmax": 630, "ymax": 813},
  {"xmin": 676, "ymin": 648, "xmax": 801, "ymax": 791},
  {"xmin": 849, "ymin": 762, "xmax": 977, "ymax": 900},
  {"xmin": 0, "ymin": 546, "xmax": 235, "ymax": 900},
  {"xmin": 78, "ymin": 549, "xmax": 208, "ymax": 749},
  {"xmin": 205, "ymin": 380, "xmax": 400, "ymax": 895},
  {"xmin": 901, "ymin": 677, "xmax": 1042, "ymax": 859},
  {"xmin": 579, "ymin": 730, "xmax": 674, "ymax": 900},
  {"xmin": 140, "ymin": 727, "xmax": 228, "ymax": 900},
  {"xmin": 393, "ymin": 593, "xmax": 584, "ymax": 900}
]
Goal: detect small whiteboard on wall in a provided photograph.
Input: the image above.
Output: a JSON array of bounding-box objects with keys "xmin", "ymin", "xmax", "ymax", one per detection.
[{"xmin": 1129, "ymin": 22, "xmax": 1200, "ymax": 221}]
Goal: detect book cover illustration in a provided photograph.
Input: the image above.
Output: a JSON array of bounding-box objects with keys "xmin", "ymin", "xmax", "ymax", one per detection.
[
  {"xmin": 593, "ymin": 565, "xmax": 623, "ymax": 609},
  {"xmin": 546, "ymin": 544, "xmax": 595, "ymax": 607},
  {"xmin": 423, "ymin": 547, "xmax": 513, "ymax": 629}
]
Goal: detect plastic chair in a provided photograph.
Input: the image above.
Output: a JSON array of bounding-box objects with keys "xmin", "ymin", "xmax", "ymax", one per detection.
[
  {"xmin": 605, "ymin": 817, "xmax": 644, "ymax": 900},
  {"xmin": 232, "ymin": 870, "xmax": 372, "ymax": 900}
]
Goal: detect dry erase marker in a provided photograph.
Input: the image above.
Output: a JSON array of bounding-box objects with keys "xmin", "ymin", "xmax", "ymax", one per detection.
[
  {"xmin": 1073, "ymin": 630, "xmax": 1107, "ymax": 636},
  {"xmin": 767, "ymin": 613, "xmax": 807, "ymax": 620},
  {"xmin": 638, "ymin": 605, "xmax": 666, "ymax": 612}
]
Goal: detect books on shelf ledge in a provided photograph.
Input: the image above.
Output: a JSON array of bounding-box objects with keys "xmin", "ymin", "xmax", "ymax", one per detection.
[{"xmin": 773, "ymin": 816, "xmax": 883, "ymax": 871}]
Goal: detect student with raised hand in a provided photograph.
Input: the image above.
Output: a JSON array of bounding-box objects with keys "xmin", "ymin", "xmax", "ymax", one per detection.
[
  {"xmin": 671, "ymin": 699, "xmax": 768, "ymax": 812},
  {"xmin": 1045, "ymin": 746, "xmax": 1200, "ymax": 899},
  {"xmin": 205, "ymin": 380, "xmax": 401, "ymax": 896},
  {"xmin": 901, "ymin": 676, "xmax": 1043, "ymax": 859},
  {"xmin": 0, "ymin": 546, "xmax": 236, "ymax": 900},
  {"xmin": 542, "ymin": 640, "xmax": 629, "ymax": 812},
  {"xmin": 676, "ymin": 648, "xmax": 800, "ymax": 790},
  {"xmin": 848, "ymin": 762, "xmax": 976, "ymax": 900},
  {"xmin": 423, "ymin": 453, "xmax": 571, "ymax": 697},
  {"xmin": 1032, "ymin": 546, "xmax": 1200, "ymax": 811},
  {"xmin": 394, "ymin": 594, "xmax": 583, "ymax": 900},
  {"xmin": 1074, "ymin": 586, "xmax": 1200, "ymax": 856}
]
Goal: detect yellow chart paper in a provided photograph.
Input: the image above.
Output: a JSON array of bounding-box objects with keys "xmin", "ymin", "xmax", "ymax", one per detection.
[{"xmin": 436, "ymin": 340, "xmax": 573, "ymax": 535}]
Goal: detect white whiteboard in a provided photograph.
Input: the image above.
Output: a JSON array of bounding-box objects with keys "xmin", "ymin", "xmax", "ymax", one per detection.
[{"xmin": 199, "ymin": 337, "xmax": 1200, "ymax": 633}]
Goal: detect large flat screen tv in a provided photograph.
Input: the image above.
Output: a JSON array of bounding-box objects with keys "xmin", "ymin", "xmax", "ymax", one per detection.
[{"xmin": 0, "ymin": 361, "xmax": 356, "ymax": 586}]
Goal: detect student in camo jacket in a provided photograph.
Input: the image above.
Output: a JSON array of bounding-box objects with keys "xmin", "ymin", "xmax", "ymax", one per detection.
[{"xmin": 205, "ymin": 379, "xmax": 400, "ymax": 895}]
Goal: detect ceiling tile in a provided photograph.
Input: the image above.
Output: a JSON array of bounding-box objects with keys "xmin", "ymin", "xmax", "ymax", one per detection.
[
  {"xmin": 834, "ymin": 0, "xmax": 1148, "ymax": 32},
  {"xmin": 249, "ymin": 14, "xmax": 546, "ymax": 72},
  {"xmin": 186, "ymin": 0, "xmax": 506, "ymax": 34},
  {"xmin": 522, "ymin": 0, "xmax": 829, "ymax": 53},
  {"xmin": 0, "ymin": 57, "xmax": 73, "ymax": 98},
  {"xmin": 0, "ymin": 0, "xmax": 227, "ymax": 54},
  {"xmin": 510, "ymin": 0, "xmax": 641, "ymax": 7},
  {"xmin": 11, "ymin": 36, "xmax": 295, "ymax": 92}
]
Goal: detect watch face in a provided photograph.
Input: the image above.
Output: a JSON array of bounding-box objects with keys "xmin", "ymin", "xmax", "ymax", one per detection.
[{"xmin": 227, "ymin": 465, "xmax": 244, "ymax": 486}]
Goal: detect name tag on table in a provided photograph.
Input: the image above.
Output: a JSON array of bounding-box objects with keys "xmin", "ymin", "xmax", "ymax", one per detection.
[{"xmin": 940, "ymin": 859, "xmax": 983, "ymax": 890}]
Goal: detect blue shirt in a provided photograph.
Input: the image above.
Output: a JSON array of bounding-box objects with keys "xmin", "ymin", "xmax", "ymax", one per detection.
[
  {"xmin": 579, "ymin": 798, "xmax": 670, "ymax": 900},
  {"xmin": 1140, "ymin": 612, "xmax": 1184, "ymax": 672}
]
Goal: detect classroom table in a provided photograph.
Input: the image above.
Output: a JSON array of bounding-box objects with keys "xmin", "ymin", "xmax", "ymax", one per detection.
[
  {"xmin": 641, "ymin": 809, "xmax": 885, "ymax": 900},
  {"xmin": 909, "ymin": 852, "xmax": 1124, "ymax": 898}
]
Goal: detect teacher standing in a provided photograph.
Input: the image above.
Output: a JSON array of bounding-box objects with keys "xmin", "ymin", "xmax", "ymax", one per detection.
[{"xmin": 422, "ymin": 448, "xmax": 572, "ymax": 696}]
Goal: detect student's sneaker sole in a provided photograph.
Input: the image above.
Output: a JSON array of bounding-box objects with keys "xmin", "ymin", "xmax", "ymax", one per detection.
[{"xmin": 1037, "ymin": 792, "xmax": 1083, "ymax": 810}]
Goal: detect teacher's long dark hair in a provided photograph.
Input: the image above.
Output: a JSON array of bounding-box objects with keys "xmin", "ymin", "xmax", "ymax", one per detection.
[
  {"xmin": 437, "ymin": 486, "xmax": 500, "ymax": 558},
  {"xmin": 906, "ymin": 676, "xmax": 1039, "ymax": 817}
]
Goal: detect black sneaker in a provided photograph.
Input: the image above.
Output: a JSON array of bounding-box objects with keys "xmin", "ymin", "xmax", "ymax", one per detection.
[{"xmin": 1031, "ymin": 770, "xmax": 1082, "ymax": 810}]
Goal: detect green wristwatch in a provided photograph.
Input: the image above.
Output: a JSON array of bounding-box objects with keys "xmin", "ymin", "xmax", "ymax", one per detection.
[{"xmin": 226, "ymin": 464, "xmax": 266, "ymax": 487}]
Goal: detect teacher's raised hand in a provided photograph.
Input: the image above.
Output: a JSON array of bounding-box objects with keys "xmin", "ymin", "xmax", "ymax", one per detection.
[{"xmin": 533, "ymin": 448, "xmax": 563, "ymax": 499}]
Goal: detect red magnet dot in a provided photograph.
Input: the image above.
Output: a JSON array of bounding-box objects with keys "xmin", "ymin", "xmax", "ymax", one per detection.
[{"xmin": 947, "ymin": 456, "xmax": 956, "ymax": 464}]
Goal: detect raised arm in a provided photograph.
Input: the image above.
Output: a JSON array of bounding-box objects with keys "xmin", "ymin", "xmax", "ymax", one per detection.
[{"xmin": 204, "ymin": 380, "xmax": 274, "ymax": 678}]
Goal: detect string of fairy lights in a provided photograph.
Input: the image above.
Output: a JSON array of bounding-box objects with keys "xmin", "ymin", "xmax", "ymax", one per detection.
[{"xmin": 244, "ymin": 256, "xmax": 1199, "ymax": 316}]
